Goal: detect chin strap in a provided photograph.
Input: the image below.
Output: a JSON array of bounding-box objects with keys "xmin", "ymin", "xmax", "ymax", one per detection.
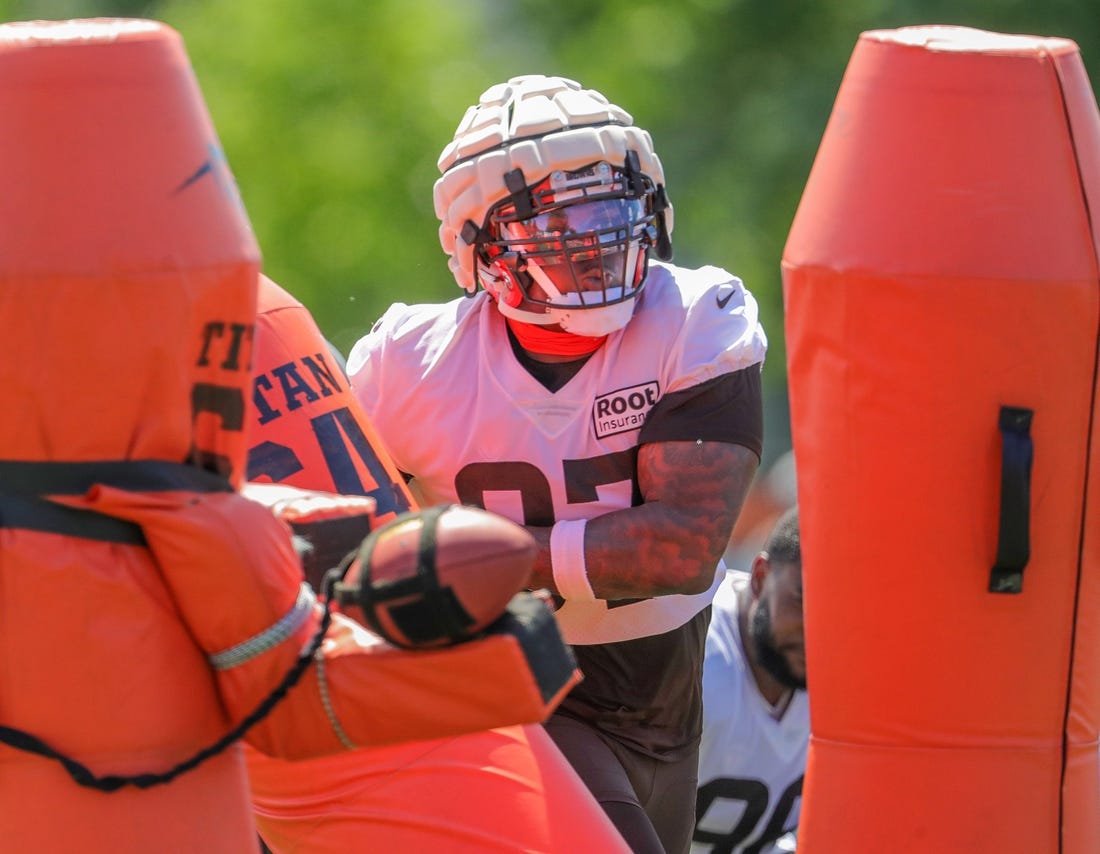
[
  {"xmin": 480, "ymin": 252, "xmax": 630, "ymax": 346},
  {"xmin": 505, "ymin": 317, "xmax": 606, "ymax": 357},
  {"xmin": 494, "ymin": 296, "xmax": 558, "ymax": 326}
]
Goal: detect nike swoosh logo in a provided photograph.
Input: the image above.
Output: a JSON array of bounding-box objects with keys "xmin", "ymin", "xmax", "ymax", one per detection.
[{"xmin": 716, "ymin": 286, "xmax": 735, "ymax": 310}]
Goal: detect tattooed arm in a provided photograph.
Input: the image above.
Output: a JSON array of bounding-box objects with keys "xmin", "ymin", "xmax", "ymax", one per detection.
[{"xmin": 526, "ymin": 439, "xmax": 758, "ymax": 599}]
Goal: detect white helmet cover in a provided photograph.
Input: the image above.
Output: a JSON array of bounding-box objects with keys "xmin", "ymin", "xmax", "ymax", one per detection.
[{"xmin": 434, "ymin": 74, "xmax": 674, "ymax": 294}]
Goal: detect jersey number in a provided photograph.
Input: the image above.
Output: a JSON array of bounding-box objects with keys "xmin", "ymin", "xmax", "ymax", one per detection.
[
  {"xmin": 190, "ymin": 382, "xmax": 245, "ymax": 479},
  {"xmin": 694, "ymin": 775, "xmax": 803, "ymax": 854},
  {"xmin": 453, "ymin": 450, "xmax": 641, "ymax": 526},
  {"xmin": 247, "ymin": 406, "xmax": 411, "ymax": 519}
]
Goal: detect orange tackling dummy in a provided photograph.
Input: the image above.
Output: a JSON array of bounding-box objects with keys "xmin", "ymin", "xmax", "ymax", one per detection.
[
  {"xmin": 784, "ymin": 25, "xmax": 1100, "ymax": 853},
  {"xmin": 0, "ymin": 19, "xmax": 578, "ymax": 853}
]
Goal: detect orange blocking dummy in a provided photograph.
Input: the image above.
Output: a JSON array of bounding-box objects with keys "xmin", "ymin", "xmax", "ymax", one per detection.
[
  {"xmin": 243, "ymin": 275, "xmax": 630, "ymax": 853},
  {"xmin": 0, "ymin": 18, "xmax": 262, "ymax": 853},
  {"xmin": 0, "ymin": 19, "xmax": 579, "ymax": 854},
  {"xmin": 783, "ymin": 26, "xmax": 1100, "ymax": 854},
  {"xmin": 247, "ymin": 275, "xmax": 415, "ymax": 526}
]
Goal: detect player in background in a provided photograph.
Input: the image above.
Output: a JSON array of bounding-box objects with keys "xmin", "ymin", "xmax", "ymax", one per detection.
[
  {"xmin": 693, "ymin": 507, "xmax": 806, "ymax": 854},
  {"xmin": 348, "ymin": 74, "xmax": 767, "ymax": 853}
]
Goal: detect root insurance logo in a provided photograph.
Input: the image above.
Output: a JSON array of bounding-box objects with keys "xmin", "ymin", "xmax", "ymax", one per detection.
[{"xmin": 592, "ymin": 381, "xmax": 659, "ymax": 439}]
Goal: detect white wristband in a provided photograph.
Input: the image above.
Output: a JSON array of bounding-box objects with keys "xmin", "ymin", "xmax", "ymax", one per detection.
[{"xmin": 550, "ymin": 518, "xmax": 596, "ymax": 601}]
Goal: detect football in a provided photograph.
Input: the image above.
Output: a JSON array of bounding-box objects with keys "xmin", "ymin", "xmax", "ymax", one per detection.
[{"xmin": 334, "ymin": 504, "xmax": 537, "ymax": 648}]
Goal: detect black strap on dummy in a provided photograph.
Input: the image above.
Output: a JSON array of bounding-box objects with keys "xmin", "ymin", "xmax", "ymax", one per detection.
[
  {"xmin": 989, "ymin": 406, "xmax": 1034, "ymax": 594},
  {"xmin": 0, "ymin": 459, "xmax": 232, "ymax": 543},
  {"xmin": 0, "ymin": 459, "xmax": 233, "ymax": 494},
  {"xmin": 0, "ymin": 495, "xmax": 146, "ymax": 544},
  {"xmin": 0, "ymin": 458, "xmax": 330, "ymax": 790}
]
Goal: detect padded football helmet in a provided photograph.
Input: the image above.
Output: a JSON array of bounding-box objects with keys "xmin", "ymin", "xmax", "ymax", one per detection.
[{"xmin": 434, "ymin": 75, "xmax": 673, "ymax": 334}]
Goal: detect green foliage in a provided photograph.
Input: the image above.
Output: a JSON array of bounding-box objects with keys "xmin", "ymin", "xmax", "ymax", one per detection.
[
  {"xmin": 2, "ymin": 0, "xmax": 1097, "ymax": 453},
  {"xmin": 146, "ymin": 0, "xmax": 533, "ymax": 356}
]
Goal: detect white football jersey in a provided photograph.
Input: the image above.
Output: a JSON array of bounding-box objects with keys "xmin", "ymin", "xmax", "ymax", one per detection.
[
  {"xmin": 693, "ymin": 572, "xmax": 809, "ymax": 854},
  {"xmin": 347, "ymin": 261, "xmax": 767, "ymax": 644}
]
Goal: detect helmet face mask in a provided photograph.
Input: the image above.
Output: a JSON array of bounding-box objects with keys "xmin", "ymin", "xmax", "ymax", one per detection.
[
  {"xmin": 434, "ymin": 75, "xmax": 674, "ymax": 315},
  {"xmin": 470, "ymin": 160, "xmax": 660, "ymax": 335}
]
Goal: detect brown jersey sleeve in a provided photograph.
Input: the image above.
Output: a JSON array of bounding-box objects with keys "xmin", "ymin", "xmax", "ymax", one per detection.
[{"xmin": 638, "ymin": 364, "xmax": 763, "ymax": 458}]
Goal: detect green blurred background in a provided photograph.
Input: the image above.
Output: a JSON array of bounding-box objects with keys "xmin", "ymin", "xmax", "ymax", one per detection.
[{"xmin": 4, "ymin": 0, "xmax": 1098, "ymax": 466}]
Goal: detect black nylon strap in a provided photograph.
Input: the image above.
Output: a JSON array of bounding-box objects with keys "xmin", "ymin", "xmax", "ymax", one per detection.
[
  {"xmin": 398, "ymin": 504, "xmax": 474, "ymax": 644},
  {"xmin": 0, "ymin": 459, "xmax": 232, "ymax": 497},
  {"xmin": 989, "ymin": 406, "xmax": 1034, "ymax": 594},
  {"xmin": 0, "ymin": 459, "xmax": 230, "ymax": 543},
  {"xmin": 461, "ymin": 219, "xmax": 487, "ymax": 248},
  {"xmin": 504, "ymin": 168, "xmax": 533, "ymax": 218},
  {"xmin": 0, "ymin": 495, "xmax": 145, "ymax": 544},
  {"xmin": 623, "ymin": 149, "xmax": 644, "ymax": 195}
]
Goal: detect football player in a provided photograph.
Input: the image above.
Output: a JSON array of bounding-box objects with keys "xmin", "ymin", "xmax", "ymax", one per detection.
[
  {"xmin": 348, "ymin": 74, "xmax": 767, "ymax": 854},
  {"xmin": 245, "ymin": 275, "xmax": 629, "ymax": 854},
  {"xmin": 694, "ymin": 507, "xmax": 806, "ymax": 854}
]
